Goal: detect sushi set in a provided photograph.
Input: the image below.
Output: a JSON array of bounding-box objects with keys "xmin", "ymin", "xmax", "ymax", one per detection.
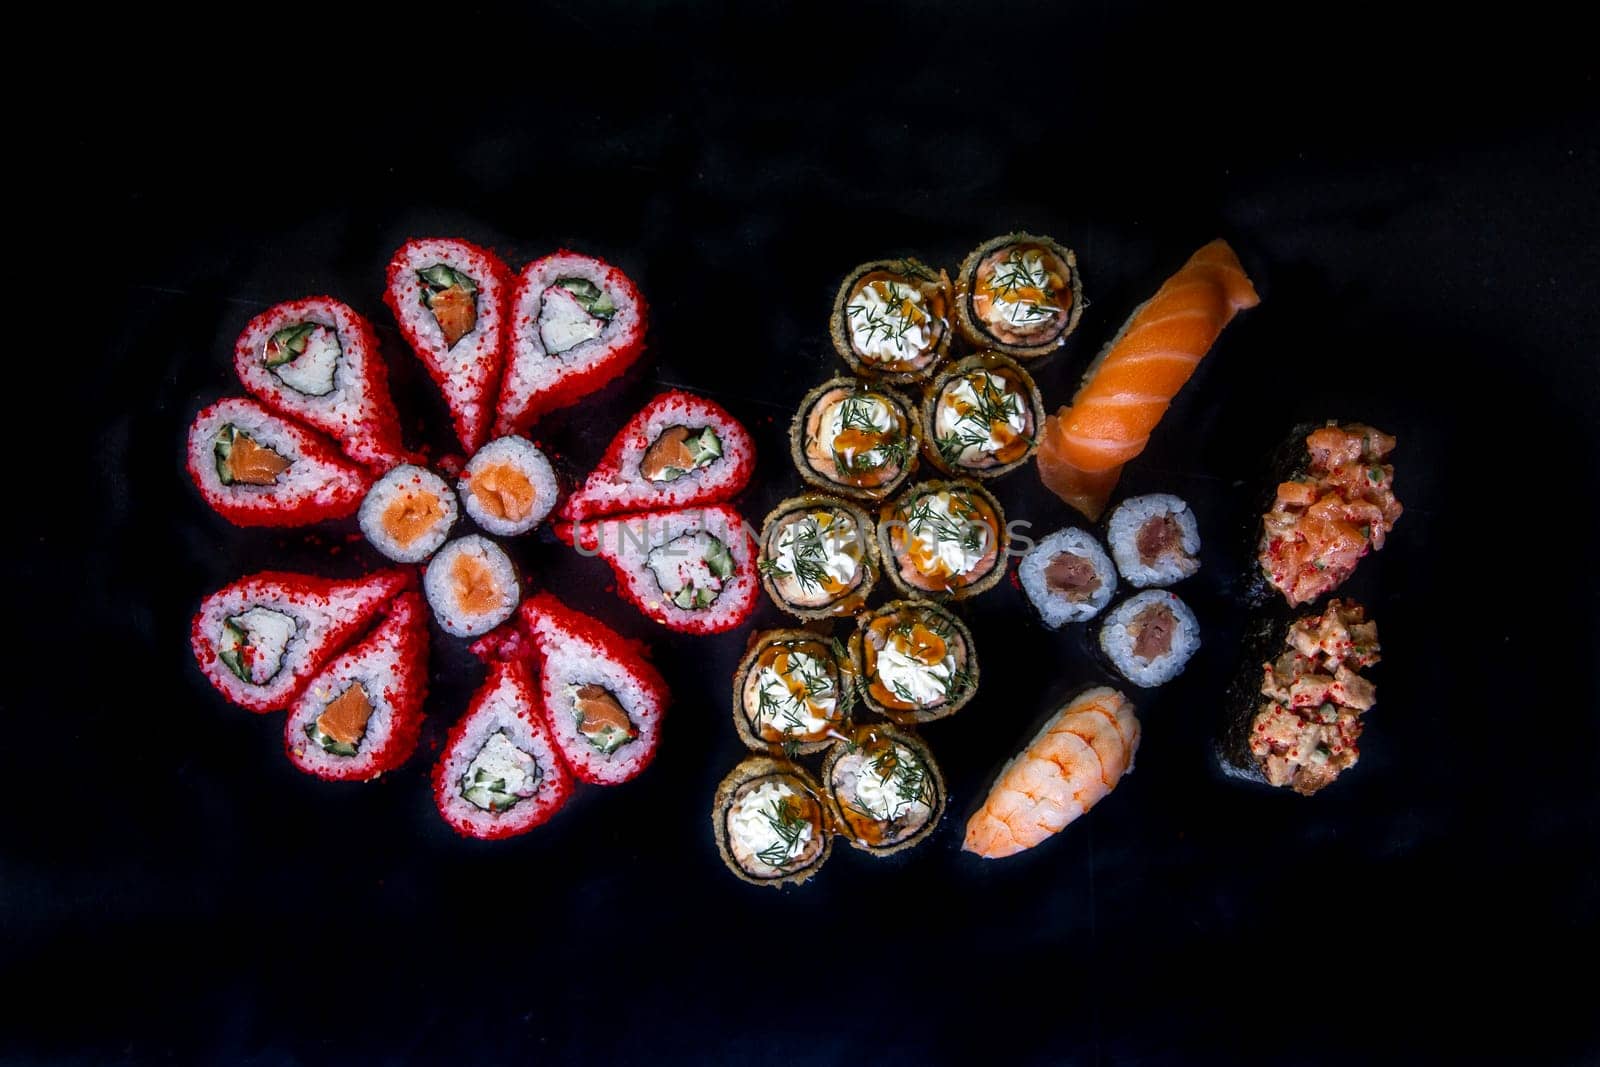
[{"xmin": 184, "ymin": 229, "xmax": 1402, "ymax": 878}]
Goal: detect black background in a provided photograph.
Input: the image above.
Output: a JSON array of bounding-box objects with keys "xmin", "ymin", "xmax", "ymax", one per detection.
[{"xmin": 10, "ymin": 6, "xmax": 1599, "ymax": 1064}]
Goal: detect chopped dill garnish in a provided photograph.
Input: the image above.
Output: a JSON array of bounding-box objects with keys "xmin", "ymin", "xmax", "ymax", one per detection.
[{"xmin": 756, "ymin": 797, "xmax": 810, "ymax": 868}]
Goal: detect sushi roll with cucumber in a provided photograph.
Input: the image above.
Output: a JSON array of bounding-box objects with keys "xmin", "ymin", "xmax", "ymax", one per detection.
[
  {"xmin": 433, "ymin": 658, "xmax": 574, "ymax": 839},
  {"xmin": 1018, "ymin": 528, "xmax": 1118, "ymax": 628},
  {"xmin": 829, "ymin": 258, "xmax": 954, "ymax": 384},
  {"xmin": 384, "ymin": 238, "xmax": 513, "ymax": 453},
  {"xmin": 359, "ymin": 465, "xmax": 459, "ymax": 563},
  {"xmin": 233, "ymin": 297, "xmax": 410, "ymax": 471},
  {"xmin": 1106, "ymin": 494, "xmax": 1201, "ymax": 588},
  {"xmin": 1097, "ymin": 590, "xmax": 1200, "ymax": 688},
  {"xmin": 190, "ymin": 568, "xmax": 414, "ymax": 713},
  {"xmin": 495, "ymin": 251, "xmax": 647, "ymax": 435},
  {"xmin": 732, "ymin": 630, "xmax": 854, "ymax": 756},
  {"xmin": 791, "ymin": 378, "xmax": 920, "ymax": 501},
  {"xmin": 921, "ymin": 353, "xmax": 1044, "ymax": 479},
  {"xmin": 458, "ymin": 436, "xmax": 558, "ymax": 537},
  {"xmin": 556, "ymin": 504, "xmax": 758, "ymax": 635},
  {"xmin": 424, "ymin": 536, "xmax": 521, "ymax": 638},
  {"xmin": 186, "ymin": 398, "xmax": 371, "ymax": 527},
  {"xmin": 757, "ymin": 495, "xmax": 878, "ymax": 620},
  {"xmin": 849, "ymin": 599, "xmax": 979, "ymax": 724},
  {"xmin": 519, "ymin": 593, "xmax": 668, "ymax": 785},
  {"xmin": 712, "ymin": 757, "xmax": 833, "ymax": 888},
  {"xmin": 285, "ymin": 591, "xmax": 429, "ymax": 781},
  {"xmin": 822, "ymin": 723, "xmax": 945, "ymax": 856},
  {"xmin": 559, "ymin": 390, "xmax": 755, "ymax": 521},
  {"xmin": 879, "ymin": 479, "xmax": 1007, "ymax": 600},
  {"xmin": 954, "ymin": 233, "xmax": 1084, "ymax": 359}
]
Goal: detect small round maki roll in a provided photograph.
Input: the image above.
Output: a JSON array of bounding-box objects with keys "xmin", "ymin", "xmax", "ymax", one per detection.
[
  {"xmin": 822, "ymin": 724, "xmax": 945, "ymax": 856},
  {"xmin": 850, "ymin": 599, "xmax": 978, "ymax": 723},
  {"xmin": 733, "ymin": 630, "xmax": 853, "ymax": 755},
  {"xmin": 757, "ymin": 495, "xmax": 878, "ymax": 620},
  {"xmin": 1098, "ymin": 590, "xmax": 1200, "ymax": 688},
  {"xmin": 712, "ymin": 758, "xmax": 832, "ymax": 888},
  {"xmin": 922, "ymin": 353, "xmax": 1045, "ymax": 479},
  {"xmin": 359, "ymin": 465, "xmax": 459, "ymax": 563},
  {"xmin": 1106, "ymin": 494, "xmax": 1201, "ymax": 588},
  {"xmin": 424, "ymin": 536, "xmax": 520, "ymax": 637},
  {"xmin": 830, "ymin": 258, "xmax": 954, "ymax": 383},
  {"xmin": 879, "ymin": 479, "xmax": 1006, "ymax": 600},
  {"xmin": 1018, "ymin": 528, "xmax": 1118, "ymax": 628},
  {"xmin": 790, "ymin": 378, "xmax": 920, "ymax": 501},
  {"xmin": 459, "ymin": 436, "xmax": 558, "ymax": 537},
  {"xmin": 954, "ymin": 233, "xmax": 1084, "ymax": 359}
]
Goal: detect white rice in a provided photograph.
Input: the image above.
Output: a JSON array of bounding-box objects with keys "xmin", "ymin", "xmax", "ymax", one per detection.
[
  {"xmin": 359, "ymin": 465, "xmax": 459, "ymax": 563},
  {"xmin": 459, "ymin": 436, "xmax": 557, "ymax": 536},
  {"xmin": 187, "ymin": 397, "xmax": 367, "ymax": 509},
  {"xmin": 531, "ymin": 622, "xmax": 662, "ymax": 785},
  {"xmin": 436, "ymin": 668, "xmax": 563, "ymax": 837},
  {"xmin": 284, "ymin": 621, "xmax": 407, "ymax": 779},
  {"xmin": 1018, "ymin": 528, "xmax": 1118, "ymax": 627},
  {"xmin": 1106, "ymin": 494, "xmax": 1202, "ymax": 588},
  {"xmin": 1098, "ymin": 590, "xmax": 1200, "ymax": 688},
  {"xmin": 424, "ymin": 535, "xmax": 520, "ymax": 637}
]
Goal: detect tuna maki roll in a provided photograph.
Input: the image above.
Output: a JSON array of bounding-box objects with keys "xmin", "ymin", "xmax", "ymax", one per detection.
[
  {"xmin": 757, "ymin": 495, "xmax": 878, "ymax": 620},
  {"xmin": 458, "ymin": 436, "xmax": 558, "ymax": 537},
  {"xmin": 822, "ymin": 723, "xmax": 945, "ymax": 856},
  {"xmin": 733, "ymin": 630, "xmax": 854, "ymax": 756},
  {"xmin": 791, "ymin": 378, "xmax": 920, "ymax": 501},
  {"xmin": 829, "ymin": 258, "xmax": 954, "ymax": 384},
  {"xmin": 712, "ymin": 758, "xmax": 832, "ymax": 888},
  {"xmin": 1106, "ymin": 494, "xmax": 1201, "ymax": 588},
  {"xmin": 1097, "ymin": 590, "xmax": 1200, "ymax": 688},
  {"xmin": 849, "ymin": 599, "xmax": 978, "ymax": 724},
  {"xmin": 922, "ymin": 353, "xmax": 1044, "ymax": 479},
  {"xmin": 359, "ymin": 465, "xmax": 460, "ymax": 563},
  {"xmin": 424, "ymin": 536, "xmax": 520, "ymax": 638},
  {"xmin": 954, "ymin": 233, "xmax": 1084, "ymax": 359},
  {"xmin": 1018, "ymin": 528, "xmax": 1118, "ymax": 628},
  {"xmin": 879, "ymin": 479, "xmax": 1007, "ymax": 600}
]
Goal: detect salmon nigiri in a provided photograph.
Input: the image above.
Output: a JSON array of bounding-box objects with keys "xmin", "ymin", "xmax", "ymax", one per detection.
[
  {"xmin": 1037, "ymin": 240, "xmax": 1259, "ymax": 520},
  {"xmin": 963, "ymin": 687, "xmax": 1140, "ymax": 859}
]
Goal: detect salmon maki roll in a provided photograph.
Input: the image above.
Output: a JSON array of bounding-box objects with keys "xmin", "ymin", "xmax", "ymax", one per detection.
[
  {"xmin": 790, "ymin": 378, "xmax": 920, "ymax": 501},
  {"xmin": 186, "ymin": 398, "xmax": 370, "ymax": 527},
  {"xmin": 822, "ymin": 723, "xmax": 945, "ymax": 857},
  {"xmin": 849, "ymin": 599, "xmax": 978, "ymax": 724},
  {"xmin": 285, "ymin": 591, "xmax": 429, "ymax": 781},
  {"xmin": 458, "ymin": 436, "xmax": 558, "ymax": 537},
  {"xmin": 964, "ymin": 687, "xmax": 1140, "ymax": 859},
  {"xmin": 359, "ymin": 465, "xmax": 460, "ymax": 563},
  {"xmin": 424, "ymin": 536, "xmax": 521, "ymax": 638},
  {"xmin": 879, "ymin": 479, "xmax": 1007, "ymax": 600},
  {"xmin": 1106, "ymin": 494, "xmax": 1202, "ymax": 588},
  {"xmin": 1017, "ymin": 527, "xmax": 1118, "ymax": 628},
  {"xmin": 433, "ymin": 658, "xmax": 574, "ymax": 840},
  {"xmin": 1097, "ymin": 590, "xmax": 1201, "ymax": 688},
  {"xmin": 712, "ymin": 758, "xmax": 833, "ymax": 888},
  {"xmin": 732, "ymin": 629, "xmax": 854, "ymax": 756},
  {"xmin": 921, "ymin": 353, "xmax": 1044, "ymax": 479},
  {"xmin": 829, "ymin": 258, "xmax": 954, "ymax": 383},
  {"xmin": 756, "ymin": 495, "xmax": 878, "ymax": 620},
  {"xmin": 954, "ymin": 233, "xmax": 1084, "ymax": 359}
]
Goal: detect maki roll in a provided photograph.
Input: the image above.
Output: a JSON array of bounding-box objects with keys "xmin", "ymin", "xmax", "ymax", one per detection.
[
  {"xmin": 879, "ymin": 479, "xmax": 1006, "ymax": 600},
  {"xmin": 384, "ymin": 237, "xmax": 513, "ymax": 453},
  {"xmin": 285, "ymin": 591, "xmax": 429, "ymax": 781},
  {"xmin": 954, "ymin": 233, "xmax": 1083, "ymax": 359},
  {"xmin": 790, "ymin": 378, "xmax": 919, "ymax": 501},
  {"xmin": 733, "ymin": 630, "xmax": 854, "ymax": 756},
  {"xmin": 1018, "ymin": 528, "xmax": 1118, "ymax": 628},
  {"xmin": 822, "ymin": 723, "xmax": 945, "ymax": 856},
  {"xmin": 433, "ymin": 658, "xmax": 574, "ymax": 839},
  {"xmin": 757, "ymin": 495, "xmax": 878, "ymax": 620},
  {"xmin": 1097, "ymin": 590, "xmax": 1200, "ymax": 688},
  {"xmin": 359, "ymin": 465, "xmax": 459, "ymax": 563},
  {"xmin": 233, "ymin": 297, "xmax": 409, "ymax": 471},
  {"xmin": 712, "ymin": 757, "xmax": 832, "ymax": 888},
  {"xmin": 556, "ymin": 504, "xmax": 758, "ymax": 635},
  {"xmin": 424, "ymin": 536, "xmax": 520, "ymax": 638},
  {"xmin": 850, "ymin": 599, "xmax": 978, "ymax": 724},
  {"xmin": 520, "ymin": 593, "xmax": 668, "ymax": 784},
  {"xmin": 922, "ymin": 353, "xmax": 1044, "ymax": 479},
  {"xmin": 186, "ymin": 398, "xmax": 370, "ymax": 527},
  {"xmin": 190, "ymin": 568, "xmax": 413, "ymax": 713},
  {"xmin": 458, "ymin": 436, "xmax": 558, "ymax": 537},
  {"xmin": 560, "ymin": 390, "xmax": 756, "ymax": 521},
  {"xmin": 829, "ymin": 258, "xmax": 954, "ymax": 383},
  {"xmin": 1106, "ymin": 494, "xmax": 1202, "ymax": 588},
  {"xmin": 495, "ymin": 251, "xmax": 648, "ymax": 435}
]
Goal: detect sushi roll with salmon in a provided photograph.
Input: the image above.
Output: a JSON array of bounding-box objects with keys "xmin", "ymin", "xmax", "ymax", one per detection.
[
  {"xmin": 732, "ymin": 630, "xmax": 854, "ymax": 756},
  {"xmin": 559, "ymin": 390, "xmax": 755, "ymax": 521},
  {"xmin": 495, "ymin": 251, "xmax": 647, "ymax": 435},
  {"xmin": 556, "ymin": 504, "xmax": 758, "ymax": 635},
  {"xmin": 829, "ymin": 258, "xmax": 954, "ymax": 383},
  {"xmin": 424, "ymin": 536, "xmax": 521, "ymax": 638},
  {"xmin": 879, "ymin": 479, "xmax": 1007, "ymax": 600},
  {"xmin": 384, "ymin": 238, "xmax": 513, "ymax": 454},
  {"xmin": 519, "ymin": 593, "xmax": 668, "ymax": 784},
  {"xmin": 822, "ymin": 723, "xmax": 945, "ymax": 857},
  {"xmin": 359, "ymin": 465, "xmax": 459, "ymax": 563},
  {"xmin": 712, "ymin": 757, "xmax": 833, "ymax": 888},
  {"xmin": 921, "ymin": 353, "xmax": 1044, "ymax": 479},
  {"xmin": 954, "ymin": 233, "xmax": 1084, "ymax": 359},
  {"xmin": 458, "ymin": 436, "xmax": 558, "ymax": 537},
  {"xmin": 1097, "ymin": 590, "xmax": 1200, "ymax": 688},
  {"xmin": 186, "ymin": 398, "xmax": 370, "ymax": 527},
  {"xmin": 433, "ymin": 658, "xmax": 574, "ymax": 839},
  {"xmin": 849, "ymin": 599, "xmax": 978, "ymax": 724},
  {"xmin": 790, "ymin": 378, "xmax": 920, "ymax": 501},
  {"xmin": 233, "ymin": 297, "xmax": 410, "ymax": 471},
  {"xmin": 1018, "ymin": 528, "xmax": 1118, "ymax": 628},
  {"xmin": 1106, "ymin": 494, "xmax": 1202, "ymax": 588},
  {"xmin": 190, "ymin": 569, "xmax": 414, "ymax": 713},
  {"xmin": 757, "ymin": 495, "xmax": 878, "ymax": 620},
  {"xmin": 285, "ymin": 591, "xmax": 429, "ymax": 781}
]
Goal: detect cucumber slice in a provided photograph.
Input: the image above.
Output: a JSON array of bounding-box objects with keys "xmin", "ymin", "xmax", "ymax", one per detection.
[
  {"xmin": 303, "ymin": 722, "xmax": 359, "ymax": 758},
  {"xmin": 554, "ymin": 277, "xmax": 616, "ymax": 320},
  {"xmin": 264, "ymin": 322, "xmax": 319, "ymax": 368},
  {"xmin": 416, "ymin": 263, "xmax": 477, "ymax": 296},
  {"xmin": 213, "ymin": 424, "xmax": 238, "ymax": 485},
  {"xmin": 704, "ymin": 537, "xmax": 735, "ymax": 580},
  {"xmin": 687, "ymin": 427, "xmax": 723, "ymax": 466}
]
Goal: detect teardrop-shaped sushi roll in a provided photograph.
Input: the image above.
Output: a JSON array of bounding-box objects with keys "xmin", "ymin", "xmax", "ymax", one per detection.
[
  {"xmin": 712, "ymin": 758, "xmax": 833, "ymax": 888},
  {"xmin": 433, "ymin": 658, "xmax": 574, "ymax": 839},
  {"xmin": 519, "ymin": 593, "xmax": 668, "ymax": 785},
  {"xmin": 495, "ymin": 251, "xmax": 648, "ymax": 436},
  {"xmin": 1097, "ymin": 590, "xmax": 1201, "ymax": 688},
  {"xmin": 458, "ymin": 436, "xmax": 558, "ymax": 537},
  {"xmin": 1105, "ymin": 494, "xmax": 1202, "ymax": 588},
  {"xmin": 384, "ymin": 238, "xmax": 513, "ymax": 454},
  {"xmin": 878, "ymin": 479, "xmax": 1007, "ymax": 600},
  {"xmin": 1017, "ymin": 528, "xmax": 1118, "ymax": 628},
  {"xmin": 921, "ymin": 353, "xmax": 1044, "ymax": 479},
  {"xmin": 849, "ymin": 599, "xmax": 979, "ymax": 724},
  {"xmin": 953, "ymin": 233, "xmax": 1084, "ymax": 359},
  {"xmin": 285, "ymin": 591, "xmax": 429, "ymax": 781},
  {"xmin": 186, "ymin": 398, "xmax": 371, "ymax": 527},
  {"xmin": 360, "ymin": 465, "xmax": 460, "ymax": 563},
  {"xmin": 732, "ymin": 630, "xmax": 854, "ymax": 756},
  {"xmin": 555, "ymin": 504, "xmax": 759, "ymax": 635},
  {"xmin": 829, "ymin": 258, "xmax": 954, "ymax": 384},
  {"xmin": 822, "ymin": 723, "xmax": 945, "ymax": 856},
  {"xmin": 190, "ymin": 569, "xmax": 414, "ymax": 713},
  {"xmin": 756, "ymin": 495, "xmax": 878, "ymax": 620},
  {"xmin": 232, "ymin": 297, "xmax": 410, "ymax": 471},
  {"xmin": 790, "ymin": 378, "xmax": 920, "ymax": 501},
  {"xmin": 424, "ymin": 536, "xmax": 521, "ymax": 638}
]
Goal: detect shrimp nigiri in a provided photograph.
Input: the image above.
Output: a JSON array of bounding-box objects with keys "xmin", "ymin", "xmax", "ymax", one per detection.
[
  {"xmin": 1037, "ymin": 240, "xmax": 1259, "ymax": 520},
  {"xmin": 963, "ymin": 687, "xmax": 1140, "ymax": 859}
]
